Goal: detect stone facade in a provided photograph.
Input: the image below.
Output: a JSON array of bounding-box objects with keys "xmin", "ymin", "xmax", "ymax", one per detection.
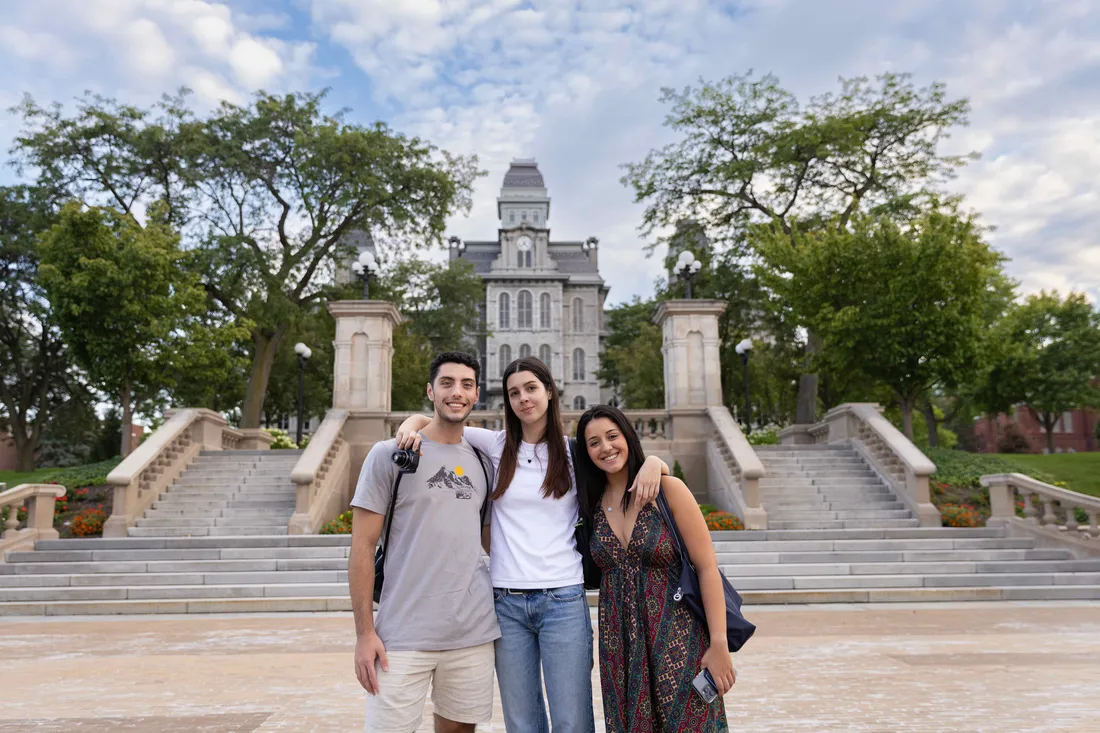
[{"xmin": 453, "ymin": 159, "xmax": 610, "ymax": 410}]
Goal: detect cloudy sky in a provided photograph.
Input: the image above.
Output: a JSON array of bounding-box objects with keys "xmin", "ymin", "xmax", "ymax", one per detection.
[{"xmin": 1, "ymin": 0, "xmax": 1098, "ymax": 305}]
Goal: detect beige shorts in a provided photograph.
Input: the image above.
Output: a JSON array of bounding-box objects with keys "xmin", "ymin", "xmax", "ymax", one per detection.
[{"xmin": 364, "ymin": 641, "xmax": 495, "ymax": 732}]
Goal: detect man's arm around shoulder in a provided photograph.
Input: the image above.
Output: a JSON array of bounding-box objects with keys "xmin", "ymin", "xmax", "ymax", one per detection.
[{"xmin": 350, "ymin": 507, "xmax": 388, "ymax": 695}]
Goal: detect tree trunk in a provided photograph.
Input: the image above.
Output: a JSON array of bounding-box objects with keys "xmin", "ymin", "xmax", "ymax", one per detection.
[
  {"xmin": 240, "ymin": 324, "xmax": 290, "ymax": 429},
  {"xmin": 899, "ymin": 395, "xmax": 914, "ymax": 439},
  {"xmin": 921, "ymin": 397, "xmax": 939, "ymax": 448},
  {"xmin": 795, "ymin": 331, "xmax": 821, "ymax": 424},
  {"xmin": 120, "ymin": 384, "xmax": 133, "ymax": 457},
  {"xmin": 1044, "ymin": 414, "xmax": 1055, "ymax": 454},
  {"xmin": 13, "ymin": 430, "xmax": 37, "ymax": 472}
]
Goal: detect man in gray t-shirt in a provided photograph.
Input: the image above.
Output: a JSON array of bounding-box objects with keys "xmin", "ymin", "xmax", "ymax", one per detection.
[{"xmin": 349, "ymin": 352, "xmax": 500, "ymax": 733}]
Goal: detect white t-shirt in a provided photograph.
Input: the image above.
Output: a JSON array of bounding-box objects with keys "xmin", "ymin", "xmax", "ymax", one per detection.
[{"xmin": 464, "ymin": 427, "xmax": 583, "ymax": 589}]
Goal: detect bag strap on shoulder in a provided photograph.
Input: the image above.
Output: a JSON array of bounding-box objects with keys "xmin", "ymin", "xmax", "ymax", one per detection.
[
  {"xmin": 379, "ymin": 471, "xmax": 404, "ymax": 559},
  {"xmin": 655, "ymin": 490, "xmax": 696, "ymax": 572}
]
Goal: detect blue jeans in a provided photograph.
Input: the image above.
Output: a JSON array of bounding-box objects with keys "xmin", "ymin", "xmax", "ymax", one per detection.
[{"xmin": 493, "ymin": 584, "xmax": 596, "ymax": 733}]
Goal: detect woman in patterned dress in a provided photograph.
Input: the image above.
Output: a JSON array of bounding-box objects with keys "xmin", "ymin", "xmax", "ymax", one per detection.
[{"xmin": 574, "ymin": 405, "xmax": 736, "ymax": 732}]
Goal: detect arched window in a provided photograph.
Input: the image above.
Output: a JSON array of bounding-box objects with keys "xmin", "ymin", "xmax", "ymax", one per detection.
[
  {"xmin": 573, "ymin": 396, "xmax": 586, "ymax": 410},
  {"xmin": 499, "ymin": 345, "xmax": 512, "ymax": 376},
  {"xmin": 539, "ymin": 344, "xmax": 552, "ymax": 366},
  {"xmin": 499, "ymin": 292, "xmax": 510, "ymax": 329},
  {"xmin": 509, "ymin": 211, "xmax": 516, "ymax": 223},
  {"xmin": 519, "ymin": 344, "xmax": 531, "ymax": 359},
  {"xmin": 517, "ymin": 290, "xmax": 533, "ymax": 328},
  {"xmin": 540, "ymin": 293, "xmax": 551, "ymax": 329},
  {"xmin": 572, "ymin": 297, "xmax": 584, "ymax": 333},
  {"xmin": 573, "ymin": 348, "xmax": 585, "ymax": 380}
]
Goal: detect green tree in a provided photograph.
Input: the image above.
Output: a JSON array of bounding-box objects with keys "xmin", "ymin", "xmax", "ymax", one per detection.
[
  {"xmin": 369, "ymin": 258, "xmax": 486, "ymax": 410},
  {"xmin": 261, "ymin": 305, "xmax": 334, "ymax": 427},
  {"xmin": 623, "ymin": 72, "xmax": 972, "ymax": 423},
  {"xmin": 600, "ymin": 297, "xmax": 661, "ymax": 407},
  {"xmin": 977, "ymin": 292, "xmax": 1100, "ymax": 453},
  {"xmin": 754, "ymin": 206, "xmax": 1007, "ymax": 438},
  {"xmin": 37, "ymin": 203, "xmax": 211, "ymax": 455},
  {"xmin": 14, "ymin": 90, "xmax": 482, "ymax": 429},
  {"xmin": 0, "ymin": 185, "xmax": 82, "ymax": 470}
]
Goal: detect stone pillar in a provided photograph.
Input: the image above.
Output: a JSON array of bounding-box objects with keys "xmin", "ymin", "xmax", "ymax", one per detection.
[
  {"xmin": 328, "ymin": 300, "xmax": 404, "ymax": 492},
  {"xmin": 653, "ymin": 300, "xmax": 727, "ymax": 495},
  {"xmin": 329, "ymin": 301, "xmax": 403, "ymax": 412}
]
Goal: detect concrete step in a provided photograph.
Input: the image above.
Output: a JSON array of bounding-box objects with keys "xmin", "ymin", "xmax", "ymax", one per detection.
[
  {"xmin": 135, "ymin": 517, "xmax": 217, "ymax": 528},
  {"xmin": 714, "ymin": 550, "xmax": 1079, "ymax": 566},
  {"xmin": 765, "ymin": 509, "xmax": 915, "ymax": 521},
  {"xmin": 712, "ymin": 537, "xmax": 1041, "ymax": 553},
  {"xmin": 727, "ymin": 573, "xmax": 1100, "ymax": 591},
  {"xmin": 769, "ymin": 519, "xmax": 922, "ymax": 530},
  {"xmin": 709, "ymin": 527, "xmax": 1005, "ymax": 541},
  {"xmin": 34, "ymin": 536, "xmax": 351, "ymax": 550},
  {"xmin": 716, "ymin": 556, "xmax": 1091, "ymax": 576},
  {"xmin": 0, "ymin": 557, "xmax": 348, "ymax": 576},
  {"xmin": 765, "ymin": 500, "xmax": 907, "ymax": 511},
  {"xmin": 127, "ymin": 526, "xmax": 288, "ymax": 537},
  {"xmin": 3, "ymin": 546, "xmax": 349, "ymax": 564}
]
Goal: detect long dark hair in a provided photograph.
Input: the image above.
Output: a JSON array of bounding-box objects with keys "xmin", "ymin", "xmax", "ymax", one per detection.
[
  {"xmin": 494, "ymin": 356, "xmax": 572, "ymax": 500},
  {"xmin": 574, "ymin": 405, "xmax": 647, "ymax": 528}
]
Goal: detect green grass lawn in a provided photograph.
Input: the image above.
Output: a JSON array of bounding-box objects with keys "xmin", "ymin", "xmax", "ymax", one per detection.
[
  {"xmin": 998, "ymin": 453, "xmax": 1100, "ymax": 498},
  {"xmin": 0, "ymin": 467, "xmax": 61, "ymax": 489}
]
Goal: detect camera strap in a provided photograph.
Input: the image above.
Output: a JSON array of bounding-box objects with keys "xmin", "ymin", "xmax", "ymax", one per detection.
[
  {"xmin": 379, "ymin": 472, "xmax": 403, "ymax": 565},
  {"xmin": 470, "ymin": 444, "xmax": 491, "ymax": 527}
]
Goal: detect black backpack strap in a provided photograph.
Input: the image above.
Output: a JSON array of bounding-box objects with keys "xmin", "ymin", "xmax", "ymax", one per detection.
[
  {"xmin": 379, "ymin": 472, "xmax": 404, "ymax": 560},
  {"xmin": 470, "ymin": 444, "xmax": 492, "ymax": 526}
]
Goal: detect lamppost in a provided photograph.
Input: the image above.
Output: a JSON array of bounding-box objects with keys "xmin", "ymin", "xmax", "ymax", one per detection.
[
  {"xmin": 735, "ymin": 338, "xmax": 753, "ymax": 435},
  {"xmin": 448, "ymin": 235, "xmax": 466, "ymax": 257},
  {"xmin": 674, "ymin": 250, "xmax": 703, "ymax": 299},
  {"xmin": 350, "ymin": 250, "xmax": 379, "ymax": 298},
  {"xmin": 582, "ymin": 236, "xmax": 598, "ymax": 259},
  {"xmin": 293, "ymin": 342, "xmax": 312, "ymax": 446}
]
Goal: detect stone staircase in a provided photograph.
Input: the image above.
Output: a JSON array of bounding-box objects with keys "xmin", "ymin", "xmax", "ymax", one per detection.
[
  {"xmin": 755, "ymin": 444, "xmax": 919, "ymax": 530},
  {"xmin": 128, "ymin": 450, "xmax": 301, "ymax": 537}
]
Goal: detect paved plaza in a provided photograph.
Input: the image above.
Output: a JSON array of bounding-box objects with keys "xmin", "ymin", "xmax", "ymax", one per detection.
[{"xmin": 0, "ymin": 603, "xmax": 1097, "ymax": 732}]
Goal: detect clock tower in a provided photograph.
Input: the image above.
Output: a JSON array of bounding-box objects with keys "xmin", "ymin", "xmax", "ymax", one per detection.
[{"xmin": 498, "ymin": 158, "xmax": 550, "ymax": 230}]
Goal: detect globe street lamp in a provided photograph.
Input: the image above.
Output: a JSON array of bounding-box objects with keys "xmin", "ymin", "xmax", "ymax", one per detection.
[
  {"xmin": 582, "ymin": 236, "xmax": 598, "ymax": 259},
  {"xmin": 674, "ymin": 250, "xmax": 703, "ymax": 299},
  {"xmin": 448, "ymin": 235, "xmax": 466, "ymax": 257},
  {"xmin": 293, "ymin": 342, "xmax": 312, "ymax": 446},
  {"xmin": 350, "ymin": 250, "xmax": 379, "ymax": 299},
  {"xmin": 735, "ymin": 338, "xmax": 753, "ymax": 435}
]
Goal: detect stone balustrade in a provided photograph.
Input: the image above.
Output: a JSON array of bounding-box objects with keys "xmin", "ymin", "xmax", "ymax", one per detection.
[
  {"xmin": 981, "ymin": 473, "xmax": 1100, "ymax": 540},
  {"xmin": 289, "ymin": 410, "xmax": 351, "ymax": 534},
  {"xmin": 103, "ymin": 409, "xmax": 251, "ymax": 538},
  {"xmin": 0, "ymin": 483, "xmax": 67, "ymax": 553},
  {"xmin": 781, "ymin": 403, "xmax": 941, "ymax": 527},
  {"xmin": 705, "ymin": 406, "xmax": 767, "ymax": 529},
  {"xmin": 384, "ymin": 410, "xmax": 671, "ymax": 442}
]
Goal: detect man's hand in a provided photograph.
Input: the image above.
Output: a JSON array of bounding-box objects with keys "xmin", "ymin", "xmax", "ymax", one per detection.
[{"xmin": 355, "ymin": 631, "xmax": 389, "ymax": 694}]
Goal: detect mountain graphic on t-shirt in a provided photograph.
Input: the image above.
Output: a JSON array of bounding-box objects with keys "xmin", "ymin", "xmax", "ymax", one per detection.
[{"xmin": 427, "ymin": 466, "xmax": 475, "ymax": 500}]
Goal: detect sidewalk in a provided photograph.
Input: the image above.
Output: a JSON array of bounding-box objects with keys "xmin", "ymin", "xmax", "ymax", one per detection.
[{"xmin": 0, "ymin": 602, "xmax": 1097, "ymax": 732}]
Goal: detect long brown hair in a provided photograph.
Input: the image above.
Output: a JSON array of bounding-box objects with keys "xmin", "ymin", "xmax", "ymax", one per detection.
[{"xmin": 493, "ymin": 356, "xmax": 572, "ymax": 500}]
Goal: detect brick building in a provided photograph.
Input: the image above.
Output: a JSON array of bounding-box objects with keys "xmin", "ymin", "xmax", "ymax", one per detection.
[{"xmin": 973, "ymin": 407, "xmax": 1098, "ymax": 453}]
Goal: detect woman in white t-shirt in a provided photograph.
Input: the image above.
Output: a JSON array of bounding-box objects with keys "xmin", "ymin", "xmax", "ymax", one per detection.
[{"xmin": 396, "ymin": 356, "xmax": 666, "ymax": 733}]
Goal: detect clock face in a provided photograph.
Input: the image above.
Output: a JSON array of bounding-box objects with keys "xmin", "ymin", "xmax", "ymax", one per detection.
[{"xmin": 516, "ymin": 235, "xmax": 533, "ymax": 252}]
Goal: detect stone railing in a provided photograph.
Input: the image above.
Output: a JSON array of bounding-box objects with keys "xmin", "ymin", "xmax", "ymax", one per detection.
[
  {"xmin": 103, "ymin": 408, "xmax": 249, "ymax": 538},
  {"xmin": 0, "ymin": 483, "xmax": 67, "ymax": 554},
  {"xmin": 385, "ymin": 409, "xmax": 671, "ymax": 442},
  {"xmin": 981, "ymin": 473, "xmax": 1100, "ymax": 541},
  {"xmin": 289, "ymin": 409, "xmax": 351, "ymax": 534},
  {"xmin": 221, "ymin": 427, "xmax": 274, "ymax": 451},
  {"xmin": 782, "ymin": 403, "xmax": 941, "ymax": 527},
  {"xmin": 705, "ymin": 406, "xmax": 767, "ymax": 529}
]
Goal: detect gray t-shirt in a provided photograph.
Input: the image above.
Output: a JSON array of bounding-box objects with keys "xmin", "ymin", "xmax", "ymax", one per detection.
[{"xmin": 351, "ymin": 436, "xmax": 500, "ymax": 652}]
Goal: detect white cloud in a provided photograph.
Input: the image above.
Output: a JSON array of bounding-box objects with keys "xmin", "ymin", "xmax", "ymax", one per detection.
[
  {"xmin": 309, "ymin": 0, "xmax": 1100, "ymax": 306},
  {"xmin": 0, "ymin": 0, "xmax": 315, "ymax": 108}
]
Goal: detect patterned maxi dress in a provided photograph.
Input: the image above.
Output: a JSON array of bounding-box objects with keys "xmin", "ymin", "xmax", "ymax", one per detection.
[{"xmin": 592, "ymin": 502, "xmax": 729, "ymax": 733}]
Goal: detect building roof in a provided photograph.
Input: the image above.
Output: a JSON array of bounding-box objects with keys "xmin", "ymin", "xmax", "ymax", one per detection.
[
  {"xmin": 502, "ymin": 159, "xmax": 545, "ymax": 189},
  {"xmin": 451, "ymin": 240, "xmax": 602, "ymax": 282}
]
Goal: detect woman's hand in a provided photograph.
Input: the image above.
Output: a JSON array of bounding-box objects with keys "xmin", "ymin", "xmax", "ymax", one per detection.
[
  {"xmin": 629, "ymin": 455, "xmax": 666, "ymax": 507},
  {"xmin": 700, "ymin": 644, "xmax": 736, "ymax": 696},
  {"xmin": 395, "ymin": 415, "xmax": 428, "ymax": 451}
]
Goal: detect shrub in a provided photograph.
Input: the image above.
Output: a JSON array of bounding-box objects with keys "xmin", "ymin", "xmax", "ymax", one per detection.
[
  {"xmin": 50, "ymin": 458, "xmax": 122, "ymax": 489},
  {"xmin": 927, "ymin": 448, "xmax": 1055, "ymax": 489},
  {"xmin": 997, "ymin": 423, "xmax": 1032, "ymax": 454},
  {"xmin": 1, "ymin": 506, "xmax": 28, "ymax": 527},
  {"xmin": 672, "ymin": 460, "xmax": 686, "ymax": 481},
  {"xmin": 746, "ymin": 429, "xmax": 779, "ymax": 446},
  {"xmin": 71, "ymin": 505, "xmax": 108, "ymax": 537},
  {"xmin": 705, "ymin": 511, "xmax": 744, "ymax": 531},
  {"xmin": 265, "ymin": 428, "xmax": 298, "ymax": 450},
  {"xmin": 939, "ymin": 503, "xmax": 981, "ymax": 528},
  {"xmin": 698, "ymin": 503, "xmax": 719, "ymax": 516},
  {"xmin": 320, "ymin": 510, "xmax": 353, "ymax": 534}
]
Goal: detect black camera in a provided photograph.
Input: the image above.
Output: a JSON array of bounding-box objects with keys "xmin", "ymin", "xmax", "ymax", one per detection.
[{"xmin": 392, "ymin": 449, "xmax": 420, "ymax": 474}]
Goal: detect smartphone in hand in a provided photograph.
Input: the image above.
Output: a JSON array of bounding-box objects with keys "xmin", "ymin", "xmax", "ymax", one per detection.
[{"xmin": 692, "ymin": 669, "xmax": 719, "ymax": 704}]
